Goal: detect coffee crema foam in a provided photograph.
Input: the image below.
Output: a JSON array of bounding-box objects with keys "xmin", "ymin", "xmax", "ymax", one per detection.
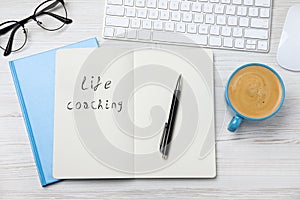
[{"xmin": 228, "ymin": 66, "xmax": 283, "ymax": 119}]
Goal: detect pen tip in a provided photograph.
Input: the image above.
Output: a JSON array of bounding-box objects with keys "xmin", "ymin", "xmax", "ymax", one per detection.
[
  {"xmin": 162, "ymin": 155, "xmax": 168, "ymax": 160},
  {"xmin": 176, "ymin": 74, "xmax": 183, "ymax": 91}
]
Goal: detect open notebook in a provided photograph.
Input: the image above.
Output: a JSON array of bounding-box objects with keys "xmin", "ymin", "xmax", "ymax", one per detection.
[{"xmin": 53, "ymin": 46, "xmax": 216, "ymax": 178}]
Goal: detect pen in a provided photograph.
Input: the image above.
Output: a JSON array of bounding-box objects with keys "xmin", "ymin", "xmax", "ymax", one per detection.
[{"xmin": 159, "ymin": 74, "xmax": 182, "ymax": 160}]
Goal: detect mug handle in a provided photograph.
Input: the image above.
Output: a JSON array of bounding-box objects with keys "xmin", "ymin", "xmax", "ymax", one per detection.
[{"xmin": 228, "ymin": 115, "xmax": 243, "ymax": 132}]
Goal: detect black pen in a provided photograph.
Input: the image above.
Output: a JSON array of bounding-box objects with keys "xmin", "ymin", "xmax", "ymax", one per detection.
[{"xmin": 159, "ymin": 74, "xmax": 182, "ymax": 160}]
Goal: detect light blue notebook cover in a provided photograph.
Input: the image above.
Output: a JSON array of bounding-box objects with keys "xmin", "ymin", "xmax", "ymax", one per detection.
[{"xmin": 9, "ymin": 38, "xmax": 99, "ymax": 187}]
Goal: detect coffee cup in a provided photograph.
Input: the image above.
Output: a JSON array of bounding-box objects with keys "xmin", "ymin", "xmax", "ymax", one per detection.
[{"xmin": 225, "ymin": 63, "xmax": 285, "ymax": 132}]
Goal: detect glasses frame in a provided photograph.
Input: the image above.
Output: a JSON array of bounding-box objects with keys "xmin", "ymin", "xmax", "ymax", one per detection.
[{"xmin": 0, "ymin": 0, "xmax": 73, "ymax": 56}]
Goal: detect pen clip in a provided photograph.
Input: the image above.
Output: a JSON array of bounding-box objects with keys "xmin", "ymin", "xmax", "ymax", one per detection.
[{"xmin": 159, "ymin": 122, "xmax": 168, "ymax": 153}]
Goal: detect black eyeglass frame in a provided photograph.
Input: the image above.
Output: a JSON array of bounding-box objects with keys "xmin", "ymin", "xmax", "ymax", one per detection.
[{"xmin": 0, "ymin": 0, "xmax": 72, "ymax": 56}]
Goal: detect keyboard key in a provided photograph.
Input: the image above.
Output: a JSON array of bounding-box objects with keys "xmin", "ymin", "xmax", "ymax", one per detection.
[
  {"xmin": 115, "ymin": 27, "xmax": 126, "ymax": 37},
  {"xmin": 205, "ymin": 14, "xmax": 215, "ymax": 24},
  {"xmin": 234, "ymin": 38, "xmax": 244, "ymax": 48},
  {"xmin": 239, "ymin": 17, "xmax": 249, "ymax": 27},
  {"xmin": 160, "ymin": 11, "xmax": 170, "ymax": 20},
  {"xmin": 192, "ymin": 2, "xmax": 202, "ymax": 12},
  {"xmin": 215, "ymin": 4, "xmax": 225, "ymax": 14},
  {"xmin": 181, "ymin": 2, "xmax": 191, "ymax": 11},
  {"xmin": 251, "ymin": 18, "xmax": 269, "ymax": 29},
  {"xmin": 232, "ymin": 0, "xmax": 242, "ymax": 4},
  {"xmin": 237, "ymin": 6, "xmax": 247, "ymax": 16},
  {"xmin": 149, "ymin": 9, "xmax": 159, "ymax": 19},
  {"xmin": 165, "ymin": 22, "xmax": 175, "ymax": 31},
  {"xmin": 176, "ymin": 23, "xmax": 186, "ymax": 33},
  {"xmin": 127, "ymin": 30, "xmax": 137, "ymax": 39},
  {"xmin": 187, "ymin": 24, "xmax": 197, "ymax": 34},
  {"xmin": 126, "ymin": 7, "xmax": 136, "ymax": 17},
  {"xmin": 153, "ymin": 32, "xmax": 208, "ymax": 45},
  {"xmin": 244, "ymin": 0, "xmax": 253, "ymax": 6},
  {"xmin": 183, "ymin": 13, "xmax": 192, "ymax": 22},
  {"xmin": 142, "ymin": 20, "xmax": 152, "ymax": 29},
  {"xmin": 226, "ymin": 5, "xmax": 236, "ymax": 15},
  {"xmin": 199, "ymin": 24, "xmax": 209, "ymax": 34},
  {"xmin": 228, "ymin": 16, "xmax": 238, "ymax": 26},
  {"xmin": 203, "ymin": 3, "xmax": 214, "ymax": 13},
  {"xmin": 194, "ymin": 13, "xmax": 204, "ymax": 23},
  {"xmin": 233, "ymin": 27, "xmax": 243, "ymax": 37},
  {"xmin": 147, "ymin": 0, "xmax": 157, "ymax": 8},
  {"xmin": 260, "ymin": 8, "xmax": 270, "ymax": 18},
  {"xmin": 195, "ymin": 35, "xmax": 208, "ymax": 45},
  {"xmin": 247, "ymin": 39, "xmax": 257, "ymax": 45},
  {"xmin": 106, "ymin": 16, "xmax": 130, "ymax": 27},
  {"xmin": 209, "ymin": 36, "xmax": 222, "ymax": 47},
  {"xmin": 131, "ymin": 19, "xmax": 141, "ymax": 28},
  {"xmin": 136, "ymin": 0, "xmax": 146, "ymax": 7},
  {"xmin": 137, "ymin": 9, "xmax": 148, "ymax": 18},
  {"xmin": 223, "ymin": 37, "xmax": 233, "ymax": 47},
  {"xmin": 221, "ymin": 26, "xmax": 231, "ymax": 36},
  {"xmin": 221, "ymin": 0, "xmax": 231, "ymax": 4},
  {"xmin": 158, "ymin": 0, "xmax": 168, "ymax": 9},
  {"xmin": 246, "ymin": 44, "xmax": 256, "ymax": 50},
  {"xmin": 153, "ymin": 21, "xmax": 163, "ymax": 30},
  {"xmin": 152, "ymin": 31, "xmax": 178, "ymax": 42},
  {"xmin": 255, "ymin": 0, "xmax": 271, "ymax": 7},
  {"xmin": 171, "ymin": 12, "xmax": 181, "ymax": 21},
  {"xmin": 124, "ymin": 0, "xmax": 134, "ymax": 6},
  {"xmin": 104, "ymin": 27, "xmax": 115, "ymax": 37},
  {"xmin": 138, "ymin": 30, "xmax": 152, "ymax": 40},
  {"xmin": 258, "ymin": 40, "xmax": 268, "ymax": 50},
  {"xmin": 244, "ymin": 28, "xmax": 268, "ymax": 39},
  {"xmin": 170, "ymin": 0, "xmax": 180, "ymax": 10},
  {"xmin": 249, "ymin": 7, "xmax": 259, "ymax": 17},
  {"xmin": 217, "ymin": 15, "xmax": 226, "ymax": 25},
  {"xmin": 210, "ymin": 25, "xmax": 220, "ymax": 35},
  {"xmin": 107, "ymin": 0, "xmax": 122, "ymax": 5},
  {"xmin": 106, "ymin": 6, "xmax": 125, "ymax": 16}
]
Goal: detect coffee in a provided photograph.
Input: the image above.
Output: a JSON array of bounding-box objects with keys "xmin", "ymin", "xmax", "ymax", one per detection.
[{"xmin": 228, "ymin": 65, "xmax": 283, "ymax": 119}]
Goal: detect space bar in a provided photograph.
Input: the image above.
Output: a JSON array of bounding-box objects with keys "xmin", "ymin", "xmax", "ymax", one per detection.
[{"xmin": 152, "ymin": 32, "xmax": 207, "ymax": 45}]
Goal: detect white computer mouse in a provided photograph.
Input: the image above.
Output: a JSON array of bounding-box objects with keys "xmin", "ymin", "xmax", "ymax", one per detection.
[{"xmin": 277, "ymin": 5, "xmax": 300, "ymax": 71}]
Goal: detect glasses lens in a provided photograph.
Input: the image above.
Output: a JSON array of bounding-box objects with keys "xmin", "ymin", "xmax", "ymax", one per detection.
[
  {"xmin": 34, "ymin": 0, "xmax": 67, "ymax": 31},
  {"xmin": 0, "ymin": 21, "xmax": 27, "ymax": 52}
]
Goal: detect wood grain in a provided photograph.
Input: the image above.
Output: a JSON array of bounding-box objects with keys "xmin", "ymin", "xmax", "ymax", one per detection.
[{"xmin": 1, "ymin": 0, "xmax": 300, "ymax": 199}]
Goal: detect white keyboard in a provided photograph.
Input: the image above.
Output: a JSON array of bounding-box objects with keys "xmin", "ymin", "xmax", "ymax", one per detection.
[{"xmin": 103, "ymin": 0, "xmax": 272, "ymax": 52}]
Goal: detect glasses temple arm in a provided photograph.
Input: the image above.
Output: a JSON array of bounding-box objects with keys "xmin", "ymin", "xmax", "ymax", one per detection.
[
  {"xmin": 0, "ymin": 24, "xmax": 16, "ymax": 36},
  {"xmin": 3, "ymin": 25, "xmax": 21, "ymax": 56},
  {"xmin": 35, "ymin": 0, "xmax": 61, "ymax": 16},
  {"xmin": 37, "ymin": 12, "xmax": 72, "ymax": 24}
]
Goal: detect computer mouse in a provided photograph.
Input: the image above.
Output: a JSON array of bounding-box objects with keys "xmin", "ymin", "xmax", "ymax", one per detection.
[{"xmin": 277, "ymin": 5, "xmax": 300, "ymax": 71}]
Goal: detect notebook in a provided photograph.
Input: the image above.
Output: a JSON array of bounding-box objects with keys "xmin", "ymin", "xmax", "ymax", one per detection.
[
  {"xmin": 53, "ymin": 45, "xmax": 216, "ymax": 178},
  {"xmin": 9, "ymin": 38, "xmax": 99, "ymax": 186}
]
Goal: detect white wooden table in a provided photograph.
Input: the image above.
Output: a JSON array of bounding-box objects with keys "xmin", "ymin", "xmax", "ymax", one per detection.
[{"xmin": 1, "ymin": 0, "xmax": 300, "ymax": 199}]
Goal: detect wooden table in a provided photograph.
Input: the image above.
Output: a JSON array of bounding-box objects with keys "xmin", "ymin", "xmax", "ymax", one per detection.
[{"xmin": 1, "ymin": 0, "xmax": 300, "ymax": 199}]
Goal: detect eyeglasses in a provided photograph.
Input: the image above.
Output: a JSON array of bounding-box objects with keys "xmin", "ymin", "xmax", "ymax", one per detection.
[{"xmin": 0, "ymin": 0, "xmax": 73, "ymax": 56}]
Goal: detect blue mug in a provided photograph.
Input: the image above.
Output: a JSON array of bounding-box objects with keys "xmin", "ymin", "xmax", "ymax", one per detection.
[{"xmin": 225, "ymin": 63, "xmax": 285, "ymax": 132}]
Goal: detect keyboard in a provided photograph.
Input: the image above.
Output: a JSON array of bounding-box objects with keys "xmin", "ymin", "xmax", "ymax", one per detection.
[{"xmin": 103, "ymin": 0, "xmax": 272, "ymax": 53}]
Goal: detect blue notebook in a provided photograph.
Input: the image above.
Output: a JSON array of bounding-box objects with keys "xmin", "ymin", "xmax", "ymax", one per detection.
[{"xmin": 9, "ymin": 38, "xmax": 99, "ymax": 187}]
